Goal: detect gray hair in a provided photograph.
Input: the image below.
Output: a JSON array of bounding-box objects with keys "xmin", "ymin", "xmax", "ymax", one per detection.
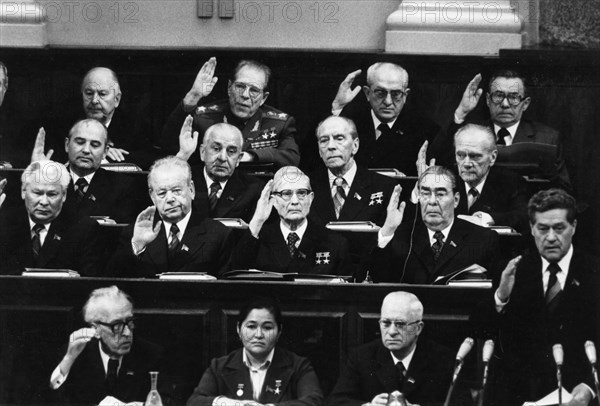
[
  {"xmin": 366, "ymin": 62, "xmax": 408, "ymax": 87},
  {"xmin": 454, "ymin": 123, "xmax": 497, "ymax": 152},
  {"xmin": 418, "ymin": 165, "xmax": 457, "ymax": 194},
  {"xmin": 21, "ymin": 160, "xmax": 70, "ymax": 192},
  {"xmin": 203, "ymin": 122, "xmax": 243, "ymax": 146},
  {"xmin": 68, "ymin": 118, "xmax": 109, "ymax": 144},
  {"xmin": 147, "ymin": 156, "xmax": 192, "ymax": 191},
  {"xmin": 316, "ymin": 116, "xmax": 359, "ymax": 140},
  {"xmin": 272, "ymin": 166, "xmax": 311, "ymax": 191},
  {"xmin": 82, "ymin": 286, "xmax": 133, "ymax": 323},
  {"xmin": 81, "ymin": 67, "xmax": 121, "ymax": 96},
  {"xmin": 382, "ymin": 291, "xmax": 424, "ymax": 319}
]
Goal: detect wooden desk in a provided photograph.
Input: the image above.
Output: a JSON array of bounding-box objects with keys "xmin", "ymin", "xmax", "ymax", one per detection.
[{"xmin": 0, "ymin": 276, "xmax": 488, "ymax": 404}]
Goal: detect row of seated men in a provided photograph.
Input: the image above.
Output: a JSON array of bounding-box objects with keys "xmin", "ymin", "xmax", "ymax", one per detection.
[
  {"xmin": 30, "ymin": 255, "xmax": 600, "ymax": 406},
  {"xmin": 1, "ymin": 114, "xmax": 539, "ymax": 282},
  {"xmin": 0, "ymin": 58, "xmax": 571, "ymax": 189}
]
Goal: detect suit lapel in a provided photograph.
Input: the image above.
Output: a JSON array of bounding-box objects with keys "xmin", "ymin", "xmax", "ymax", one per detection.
[
  {"xmin": 311, "ymin": 169, "xmax": 337, "ymax": 222},
  {"xmin": 217, "ymin": 172, "xmax": 245, "ymax": 218},
  {"xmin": 296, "ymin": 222, "xmax": 320, "ymax": 265},
  {"xmin": 221, "ymin": 350, "xmax": 254, "ymax": 401},
  {"xmin": 411, "ymin": 224, "xmax": 436, "ymax": 276},
  {"xmin": 403, "ymin": 343, "xmax": 430, "ymax": 397},
  {"xmin": 37, "ymin": 216, "xmax": 67, "ymax": 267},
  {"xmin": 373, "ymin": 343, "xmax": 401, "ymax": 394},
  {"xmin": 340, "ymin": 167, "xmax": 371, "ymax": 221},
  {"xmin": 82, "ymin": 169, "xmax": 108, "ymax": 211},
  {"xmin": 144, "ymin": 217, "xmax": 169, "ymax": 273},
  {"xmin": 513, "ymin": 120, "xmax": 534, "ymax": 144},
  {"xmin": 263, "ymin": 223, "xmax": 292, "ymax": 269},
  {"xmin": 456, "ymin": 181, "xmax": 469, "ymax": 215},
  {"xmin": 170, "ymin": 210, "xmax": 207, "ymax": 271},
  {"xmin": 433, "ymin": 221, "xmax": 467, "ymax": 276},
  {"xmin": 259, "ymin": 349, "xmax": 294, "ymax": 404}
]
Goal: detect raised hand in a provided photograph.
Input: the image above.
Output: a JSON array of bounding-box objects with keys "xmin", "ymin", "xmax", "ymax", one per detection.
[
  {"xmin": 0, "ymin": 178, "xmax": 6, "ymax": 208},
  {"xmin": 455, "ymin": 73, "xmax": 483, "ymax": 122},
  {"xmin": 496, "ymin": 255, "xmax": 522, "ymax": 303},
  {"xmin": 249, "ymin": 180, "xmax": 274, "ymax": 238},
  {"xmin": 176, "ymin": 115, "xmax": 199, "ymax": 161},
  {"xmin": 183, "ymin": 57, "xmax": 218, "ymax": 109},
  {"xmin": 381, "ymin": 184, "xmax": 406, "ymax": 237},
  {"xmin": 56, "ymin": 326, "xmax": 96, "ymax": 378},
  {"xmin": 30, "ymin": 127, "xmax": 54, "ymax": 162},
  {"xmin": 332, "ymin": 69, "xmax": 362, "ymax": 112},
  {"xmin": 106, "ymin": 147, "xmax": 129, "ymax": 162},
  {"xmin": 416, "ymin": 140, "xmax": 436, "ymax": 177},
  {"xmin": 132, "ymin": 206, "xmax": 161, "ymax": 253}
]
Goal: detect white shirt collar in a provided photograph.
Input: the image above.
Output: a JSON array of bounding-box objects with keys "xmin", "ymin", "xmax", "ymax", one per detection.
[
  {"xmin": 203, "ymin": 167, "xmax": 229, "ymax": 193},
  {"xmin": 371, "ymin": 110, "xmax": 399, "ymax": 136},
  {"xmin": 390, "ymin": 343, "xmax": 417, "ymax": 371},
  {"xmin": 327, "ymin": 160, "xmax": 357, "ymax": 189},
  {"xmin": 541, "ymin": 244, "xmax": 574, "ymax": 290},
  {"xmin": 28, "ymin": 217, "xmax": 49, "ymax": 231},
  {"xmin": 161, "ymin": 209, "xmax": 193, "ymax": 240},
  {"xmin": 280, "ymin": 219, "xmax": 309, "ymax": 244},
  {"xmin": 69, "ymin": 168, "xmax": 96, "ymax": 185},
  {"xmin": 493, "ymin": 121, "xmax": 520, "ymax": 146},
  {"xmin": 98, "ymin": 340, "xmax": 122, "ymax": 376},
  {"xmin": 427, "ymin": 218, "xmax": 454, "ymax": 246},
  {"xmin": 242, "ymin": 347, "xmax": 275, "ymax": 370},
  {"xmin": 463, "ymin": 172, "xmax": 489, "ymax": 194}
]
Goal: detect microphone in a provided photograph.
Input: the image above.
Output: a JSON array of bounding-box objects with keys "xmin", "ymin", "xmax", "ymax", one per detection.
[
  {"xmin": 584, "ymin": 341, "xmax": 600, "ymax": 403},
  {"xmin": 443, "ymin": 337, "xmax": 474, "ymax": 406},
  {"xmin": 552, "ymin": 344, "xmax": 563, "ymax": 406},
  {"xmin": 478, "ymin": 340, "xmax": 495, "ymax": 406}
]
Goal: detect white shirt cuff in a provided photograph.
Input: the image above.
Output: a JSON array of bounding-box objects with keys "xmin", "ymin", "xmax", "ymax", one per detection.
[
  {"xmin": 378, "ymin": 230, "xmax": 394, "ymax": 249},
  {"xmin": 494, "ymin": 289, "xmax": 509, "ymax": 312},
  {"xmin": 50, "ymin": 364, "xmax": 68, "ymax": 389},
  {"xmin": 131, "ymin": 241, "xmax": 146, "ymax": 256},
  {"xmin": 454, "ymin": 112, "xmax": 465, "ymax": 124},
  {"xmin": 479, "ymin": 212, "xmax": 495, "ymax": 226},
  {"xmin": 331, "ymin": 108, "xmax": 342, "ymax": 116}
]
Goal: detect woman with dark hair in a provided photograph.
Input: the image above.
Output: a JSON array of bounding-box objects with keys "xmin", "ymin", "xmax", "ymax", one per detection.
[{"xmin": 187, "ymin": 297, "xmax": 324, "ymax": 406}]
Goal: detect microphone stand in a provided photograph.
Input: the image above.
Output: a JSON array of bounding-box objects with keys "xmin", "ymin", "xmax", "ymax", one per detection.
[
  {"xmin": 477, "ymin": 362, "xmax": 490, "ymax": 406},
  {"xmin": 590, "ymin": 363, "xmax": 600, "ymax": 405},
  {"xmin": 443, "ymin": 360, "xmax": 461, "ymax": 406},
  {"xmin": 556, "ymin": 365, "xmax": 562, "ymax": 406}
]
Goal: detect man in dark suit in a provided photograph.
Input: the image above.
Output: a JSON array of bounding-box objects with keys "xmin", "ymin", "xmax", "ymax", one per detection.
[
  {"xmin": 453, "ymin": 123, "xmax": 529, "ymax": 233},
  {"xmin": 232, "ymin": 166, "xmax": 351, "ymax": 276},
  {"xmin": 109, "ymin": 156, "xmax": 232, "ymax": 278},
  {"xmin": 474, "ymin": 188, "xmax": 599, "ymax": 406},
  {"xmin": 447, "ymin": 70, "xmax": 571, "ymax": 190},
  {"xmin": 328, "ymin": 291, "xmax": 468, "ymax": 406},
  {"xmin": 309, "ymin": 116, "xmax": 396, "ymax": 271},
  {"xmin": 161, "ymin": 57, "xmax": 299, "ymax": 167},
  {"xmin": 372, "ymin": 165, "xmax": 502, "ymax": 283},
  {"xmin": 48, "ymin": 286, "xmax": 163, "ymax": 405},
  {"xmin": 176, "ymin": 118, "xmax": 263, "ymax": 222},
  {"xmin": 0, "ymin": 160, "xmax": 100, "ymax": 276},
  {"xmin": 328, "ymin": 63, "xmax": 442, "ymax": 175}
]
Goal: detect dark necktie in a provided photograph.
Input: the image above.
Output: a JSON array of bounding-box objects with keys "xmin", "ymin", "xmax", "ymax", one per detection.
[
  {"xmin": 208, "ymin": 182, "xmax": 221, "ymax": 215},
  {"xmin": 287, "ymin": 232, "xmax": 300, "ymax": 258},
  {"xmin": 31, "ymin": 223, "xmax": 44, "ymax": 260},
  {"xmin": 396, "ymin": 361, "xmax": 406, "ymax": 388},
  {"xmin": 468, "ymin": 188, "xmax": 480, "ymax": 211},
  {"xmin": 377, "ymin": 123, "xmax": 392, "ymax": 139},
  {"xmin": 497, "ymin": 127, "xmax": 510, "ymax": 145},
  {"xmin": 106, "ymin": 358, "xmax": 119, "ymax": 395},
  {"xmin": 545, "ymin": 263, "xmax": 562, "ymax": 306},
  {"xmin": 74, "ymin": 177, "xmax": 89, "ymax": 203},
  {"xmin": 168, "ymin": 224, "xmax": 181, "ymax": 255},
  {"xmin": 432, "ymin": 231, "xmax": 445, "ymax": 262},
  {"xmin": 333, "ymin": 177, "xmax": 347, "ymax": 219}
]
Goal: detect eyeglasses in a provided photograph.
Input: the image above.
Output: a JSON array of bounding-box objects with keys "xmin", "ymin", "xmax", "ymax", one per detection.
[
  {"xmin": 95, "ymin": 317, "xmax": 135, "ymax": 335},
  {"xmin": 372, "ymin": 88, "xmax": 408, "ymax": 102},
  {"xmin": 489, "ymin": 91, "xmax": 526, "ymax": 106},
  {"xmin": 271, "ymin": 189, "xmax": 312, "ymax": 201},
  {"xmin": 232, "ymin": 82, "xmax": 264, "ymax": 99},
  {"xmin": 379, "ymin": 319, "xmax": 421, "ymax": 331}
]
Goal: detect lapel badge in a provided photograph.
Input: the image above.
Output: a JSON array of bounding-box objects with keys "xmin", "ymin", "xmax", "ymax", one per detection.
[
  {"xmin": 572, "ymin": 278, "xmax": 580, "ymax": 287},
  {"xmin": 126, "ymin": 370, "xmax": 134, "ymax": 376},
  {"xmin": 407, "ymin": 377, "xmax": 415, "ymax": 384},
  {"xmin": 354, "ymin": 193, "xmax": 361, "ymax": 200},
  {"xmin": 369, "ymin": 192, "xmax": 384, "ymax": 206},
  {"xmin": 251, "ymin": 121, "xmax": 260, "ymax": 132},
  {"xmin": 315, "ymin": 252, "xmax": 331, "ymax": 265},
  {"xmin": 208, "ymin": 105, "xmax": 220, "ymax": 111},
  {"xmin": 236, "ymin": 383, "xmax": 244, "ymax": 397},
  {"xmin": 181, "ymin": 244, "xmax": 189, "ymax": 252},
  {"xmin": 275, "ymin": 379, "xmax": 282, "ymax": 395},
  {"xmin": 89, "ymin": 194, "xmax": 96, "ymax": 201},
  {"xmin": 53, "ymin": 234, "xmax": 61, "ymax": 241},
  {"xmin": 196, "ymin": 106, "xmax": 207, "ymax": 114},
  {"xmin": 226, "ymin": 195, "xmax": 235, "ymax": 201},
  {"xmin": 450, "ymin": 241, "xmax": 457, "ymax": 248}
]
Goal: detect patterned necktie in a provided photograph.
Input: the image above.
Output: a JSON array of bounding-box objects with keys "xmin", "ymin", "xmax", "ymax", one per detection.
[
  {"xmin": 396, "ymin": 361, "xmax": 406, "ymax": 388},
  {"xmin": 497, "ymin": 127, "xmax": 510, "ymax": 146},
  {"xmin": 168, "ymin": 224, "xmax": 181, "ymax": 254},
  {"xmin": 333, "ymin": 177, "xmax": 347, "ymax": 219},
  {"xmin": 287, "ymin": 232, "xmax": 300, "ymax": 258},
  {"xmin": 377, "ymin": 123, "xmax": 392, "ymax": 140},
  {"xmin": 208, "ymin": 182, "xmax": 221, "ymax": 215},
  {"xmin": 106, "ymin": 358, "xmax": 119, "ymax": 395},
  {"xmin": 468, "ymin": 188, "xmax": 480, "ymax": 211},
  {"xmin": 31, "ymin": 223, "xmax": 45, "ymax": 260},
  {"xmin": 545, "ymin": 263, "xmax": 562, "ymax": 305},
  {"xmin": 432, "ymin": 231, "xmax": 445, "ymax": 262},
  {"xmin": 74, "ymin": 177, "xmax": 89, "ymax": 203}
]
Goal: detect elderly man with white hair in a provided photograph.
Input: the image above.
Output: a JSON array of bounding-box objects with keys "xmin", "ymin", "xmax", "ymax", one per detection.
[
  {"xmin": 0, "ymin": 160, "xmax": 101, "ymax": 275},
  {"xmin": 48, "ymin": 285, "xmax": 164, "ymax": 405},
  {"xmin": 232, "ymin": 165, "xmax": 351, "ymax": 276}
]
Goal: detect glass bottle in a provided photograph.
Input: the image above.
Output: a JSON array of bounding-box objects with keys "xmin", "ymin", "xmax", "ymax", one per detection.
[
  {"xmin": 386, "ymin": 390, "xmax": 407, "ymax": 406},
  {"xmin": 144, "ymin": 371, "xmax": 163, "ymax": 406}
]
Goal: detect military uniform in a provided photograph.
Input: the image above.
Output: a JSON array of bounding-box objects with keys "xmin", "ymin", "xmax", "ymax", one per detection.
[{"xmin": 161, "ymin": 100, "xmax": 300, "ymax": 168}]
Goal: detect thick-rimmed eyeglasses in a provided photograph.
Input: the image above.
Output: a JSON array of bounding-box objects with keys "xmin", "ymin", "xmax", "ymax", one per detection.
[
  {"xmin": 95, "ymin": 317, "xmax": 135, "ymax": 335},
  {"xmin": 372, "ymin": 88, "xmax": 408, "ymax": 102},
  {"xmin": 271, "ymin": 189, "xmax": 312, "ymax": 201},
  {"xmin": 379, "ymin": 319, "xmax": 421, "ymax": 331},
  {"xmin": 489, "ymin": 91, "xmax": 526, "ymax": 106},
  {"xmin": 232, "ymin": 82, "xmax": 264, "ymax": 99}
]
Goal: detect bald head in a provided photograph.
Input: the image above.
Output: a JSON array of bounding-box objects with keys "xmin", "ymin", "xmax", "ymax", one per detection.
[
  {"xmin": 81, "ymin": 67, "xmax": 121, "ymax": 125},
  {"xmin": 200, "ymin": 123, "xmax": 244, "ymax": 182},
  {"xmin": 381, "ymin": 291, "xmax": 423, "ymax": 320}
]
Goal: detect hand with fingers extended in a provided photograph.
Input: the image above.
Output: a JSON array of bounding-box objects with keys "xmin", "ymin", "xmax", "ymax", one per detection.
[
  {"xmin": 30, "ymin": 127, "xmax": 54, "ymax": 162},
  {"xmin": 381, "ymin": 184, "xmax": 406, "ymax": 238},
  {"xmin": 496, "ymin": 255, "xmax": 522, "ymax": 303},
  {"xmin": 57, "ymin": 327, "xmax": 97, "ymax": 377},
  {"xmin": 0, "ymin": 178, "xmax": 6, "ymax": 208},
  {"xmin": 415, "ymin": 140, "xmax": 436, "ymax": 177},
  {"xmin": 184, "ymin": 57, "xmax": 218, "ymax": 109},
  {"xmin": 176, "ymin": 115, "xmax": 199, "ymax": 161},
  {"xmin": 249, "ymin": 180, "xmax": 275, "ymax": 238},
  {"xmin": 106, "ymin": 147, "xmax": 129, "ymax": 162},
  {"xmin": 132, "ymin": 206, "xmax": 161, "ymax": 253},
  {"xmin": 455, "ymin": 73, "xmax": 483, "ymax": 122},
  {"xmin": 332, "ymin": 69, "xmax": 362, "ymax": 112}
]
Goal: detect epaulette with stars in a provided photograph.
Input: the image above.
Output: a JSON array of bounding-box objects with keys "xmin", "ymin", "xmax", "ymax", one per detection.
[
  {"xmin": 195, "ymin": 104, "xmax": 224, "ymax": 115},
  {"xmin": 263, "ymin": 110, "xmax": 289, "ymax": 121}
]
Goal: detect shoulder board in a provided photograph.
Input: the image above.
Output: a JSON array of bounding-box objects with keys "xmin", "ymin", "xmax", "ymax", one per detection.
[
  {"xmin": 196, "ymin": 104, "xmax": 224, "ymax": 115},
  {"xmin": 264, "ymin": 110, "xmax": 289, "ymax": 120}
]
